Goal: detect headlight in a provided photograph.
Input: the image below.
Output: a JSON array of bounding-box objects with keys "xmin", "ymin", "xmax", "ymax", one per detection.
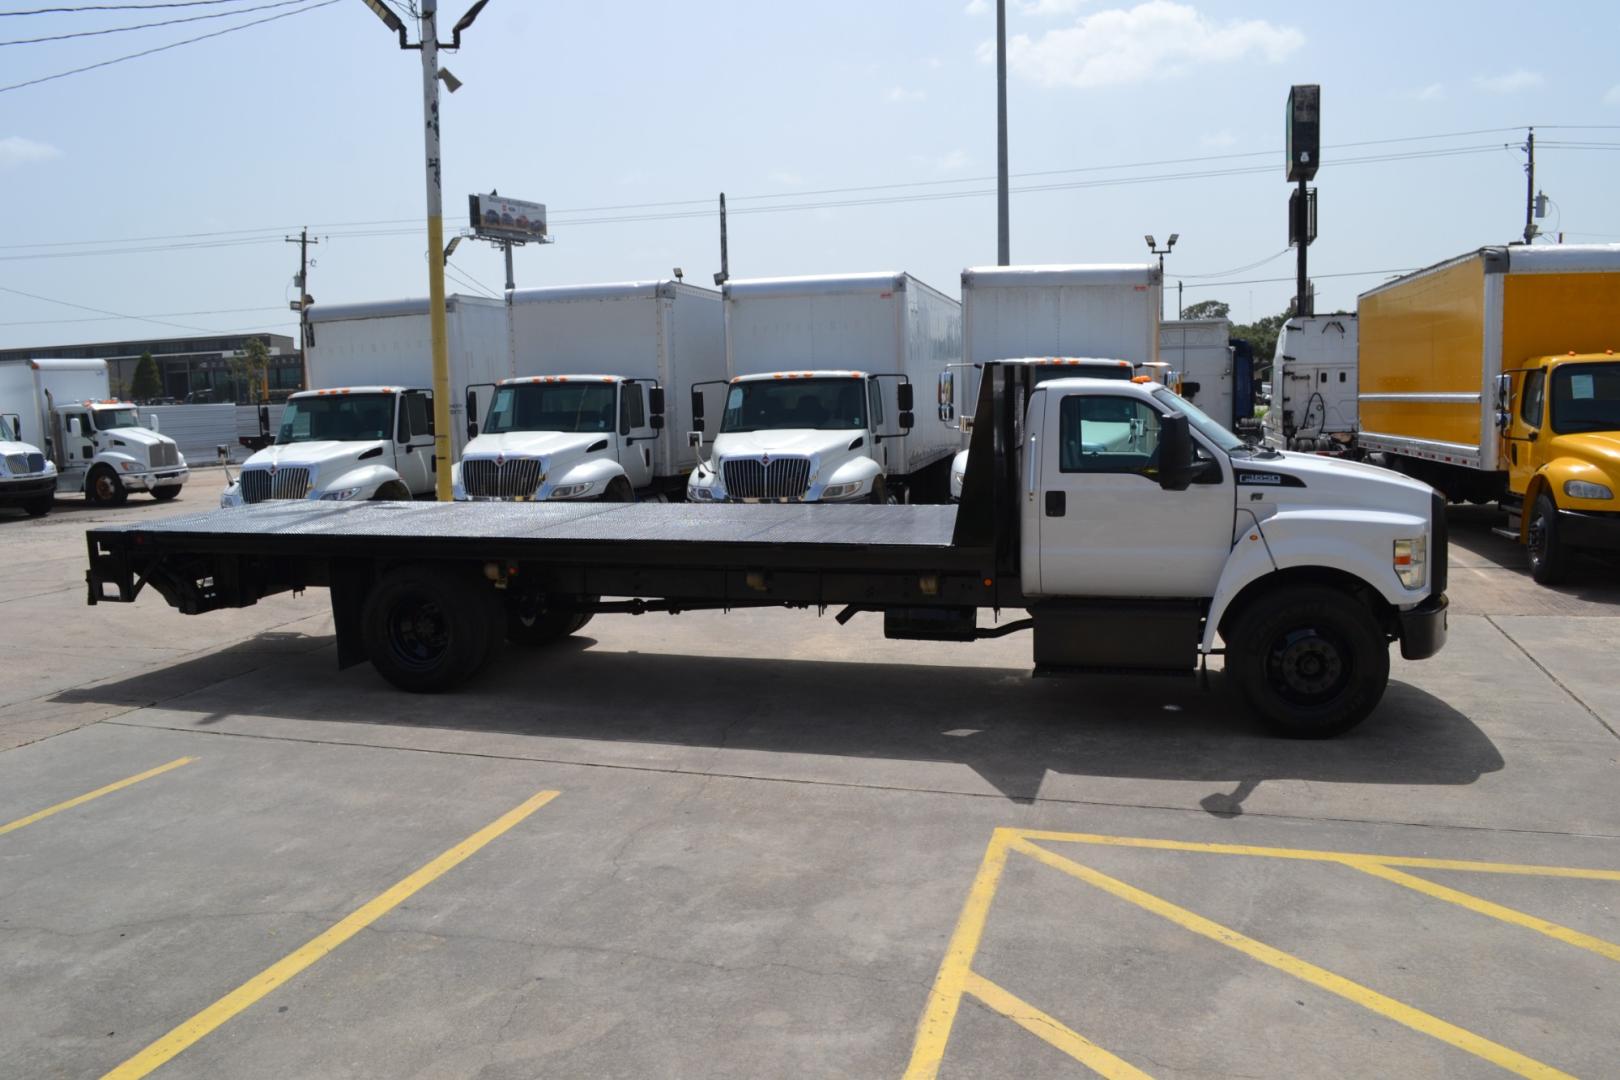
[
  {"xmin": 119, "ymin": 461, "xmax": 135, "ymax": 471},
  {"xmin": 548, "ymin": 482, "xmax": 595, "ymax": 500},
  {"xmin": 1394, "ymin": 537, "xmax": 1427, "ymax": 590},
  {"xmin": 689, "ymin": 485, "xmax": 714, "ymax": 501},
  {"xmin": 821, "ymin": 481, "xmax": 865, "ymax": 500},
  {"xmin": 1564, "ymin": 479, "xmax": 1613, "ymax": 501},
  {"xmin": 319, "ymin": 486, "xmax": 363, "ymax": 501}
]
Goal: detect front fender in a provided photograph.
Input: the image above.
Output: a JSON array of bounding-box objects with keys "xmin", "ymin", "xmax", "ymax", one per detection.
[
  {"xmin": 544, "ymin": 456, "xmax": 625, "ymax": 497},
  {"xmin": 320, "ymin": 464, "xmax": 405, "ymax": 499},
  {"xmin": 822, "ymin": 455, "xmax": 883, "ymax": 486},
  {"xmin": 1538, "ymin": 456, "xmax": 1620, "ymax": 511},
  {"xmin": 1201, "ymin": 507, "xmax": 1428, "ymax": 651}
]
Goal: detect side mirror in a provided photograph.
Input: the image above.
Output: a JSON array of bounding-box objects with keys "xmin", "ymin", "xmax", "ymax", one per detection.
[
  {"xmin": 464, "ymin": 387, "xmax": 478, "ymax": 440},
  {"xmin": 1158, "ymin": 413, "xmax": 1196, "ymax": 491},
  {"xmin": 897, "ymin": 382, "xmax": 914, "ymax": 412},
  {"xmin": 648, "ymin": 386, "xmax": 665, "ymax": 416},
  {"xmin": 651, "ymin": 414, "xmax": 665, "ymax": 430},
  {"xmin": 898, "ymin": 411, "xmax": 914, "ymax": 431},
  {"xmin": 936, "ymin": 371, "xmax": 955, "ymax": 423},
  {"xmin": 692, "ymin": 416, "xmax": 704, "ymax": 433},
  {"xmin": 257, "ymin": 404, "xmax": 270, "ymax": 438},
  {"xmin": 688, "ymin": 431, "xmax": 703, "ymax": 449},
  {"xmin": 146, "ymin": 414, "xmax": 161, "ymax": 432},
  {"xmin": 66, "ymin": 417, "xmax": 82, "ymax": 437},
  {"xmin": 690, "ymin": 387, "xmax": 704, "ymax": 421}
]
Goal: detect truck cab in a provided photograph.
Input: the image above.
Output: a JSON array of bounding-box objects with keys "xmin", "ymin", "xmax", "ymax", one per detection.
[
  {"xmin": 0, "ymin": 411, "xmax": 57, "ymax": 517},
  {"xmin": 221, "ymin": 386, "xmax": 436, "ymax": 506},
  {"xmin": 949, "ymin": 357, "xmax": 1136, "ymax": 500},
  {"xmin": 50, "ymin": 400, "xmax": 188, "ymax": 506},
  {"xmin": 1495, "ymin": 352, "xmax": 1620, "ymax": 582},
  {"xmin": 686, "ymin": 371, "xmax": 916, "ymax": 503},
  {"xmin": 453, "ymin": 375, "xmax": 665, "ymax": 502}
]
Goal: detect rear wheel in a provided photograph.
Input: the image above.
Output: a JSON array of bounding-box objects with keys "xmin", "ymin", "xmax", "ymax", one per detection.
[
  {"xmin": 360, "ymin": 564, "xmax": 496, "ymax": 692},
  {"xmin": 1526, "ymin": 492, "xmax": 1570, "ymax": 585},
  {"xmin": 85, "ymin": 465, "xmax": 127, "ymax": 506},
  {"xmin": 151, "ymin": 486, "xmax": 181, "ymax": 502},
  {"xmin": 23, "ymin": 494, "xmax": 53, "ymax": 517},
  {"xmin": 506, "ymin": 593, "xmax": 597, "ymax": 646},
  {"xmin": 1225, "ymin": 586, "xmax": 1389, "ymax": 738}
]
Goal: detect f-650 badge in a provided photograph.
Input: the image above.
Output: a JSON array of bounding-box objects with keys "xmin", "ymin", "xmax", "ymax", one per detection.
[{"xmin": 1234, "ymin": 470, "xmax": 1304, "ymax": 487}]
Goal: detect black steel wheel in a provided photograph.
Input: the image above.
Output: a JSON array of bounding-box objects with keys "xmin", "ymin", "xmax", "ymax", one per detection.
[
  {"xmin": 1226, "ymin": 585, "xmax": 1389, "ymax": 738},
  {"xmin": 360, "ymin": 564, "xmax": 495, "ymax": 692},
  {"xmin": 151, "ymin": 486, "xmax": 181, "ymax": 502},
  {"xmin": 1526, "ymin": 492, "xmax": 1570, "ymax": 585},
  {"xmin": 23, "ymin": 494, "xmax": 53, "ymax": 517},
  {"xmin": 85, "ymin": 465, "xmax": 127, "ymax": 506},
  {"xmin": 506, "ymin": 593, "xmax": 596, "ymax": 646}
]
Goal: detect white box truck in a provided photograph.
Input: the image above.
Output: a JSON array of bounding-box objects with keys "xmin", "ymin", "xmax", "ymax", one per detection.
[
  {"xmin": 455, "ymin": 280, "xmax": 725, "ymax": 502},
  {"xmin": 947, "ymin": 263, "xmax": 1162, "ymax": 498},
  {"xmin": 687, "ymin": 271, "xmax": 960, "ymax": 504},
  {"xmin": 221, "ymin": 294, "xmax": 509, "ymax": 506},
  {"xmin": 1264, "ymin": 313, "xmax": 1359, "ymax": 451},
  {"xmin": 1160, "ymin": 318, "xmax": 1235, "ymax": 424},
  {"xmin": 0, "ymin": 358, "xmax": 188, "ymax": 506}
]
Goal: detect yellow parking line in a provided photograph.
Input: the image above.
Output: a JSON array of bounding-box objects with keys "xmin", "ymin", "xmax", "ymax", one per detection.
[
  {"xmin": 902, "ymin": 827, "xmax": 1014, "ymax": 1080},
  {"xmin": 101, "ymin": 787, "xmax": 561, "ymax": 1080},
  {"xmin": 0, "ymin": 757, "xmax": 195, "ymax": 837},
  {"xmin": 1014, "ymin": 829, "xmax": 1620, "ymax": 882},
  {"xmin": 1013, "ymin": 837, "xmax": 1575, "ymax": 1080},
  {"xmin": 963, "ymin": 971, "xmax": 1155, "ymax": 1080},
  {"xmin": 1345, "ymin": 858, "xmax": 1620, "ymax": 965}
]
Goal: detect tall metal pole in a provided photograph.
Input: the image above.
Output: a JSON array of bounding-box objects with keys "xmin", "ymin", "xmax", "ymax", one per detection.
[
  {"xmin": 502, "ymin": 240, "xmax": 515, "ymax": 292},
  {"xmin": 1522, "ymin": 127, "xmax": 1536, "ymax": 244},
  {"xmin": 1295, "ymin": 178, "xmax": 1310, "ymax": 315},
  {"xmin": 420, "ymin": 0, "xmax": 454, "ymax": 500},
  {"xmin": 995, "ymin": 0, "xmax": 1009, "ymax": 265}
]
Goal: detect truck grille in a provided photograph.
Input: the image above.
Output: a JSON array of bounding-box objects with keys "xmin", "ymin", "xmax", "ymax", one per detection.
[
  {"xmin": 6, "ymin": 452, "xmax": 44, "ymax": 475},
  {"xmin": 462, "ymin": 457, "xmax": 542, "ymax": 499},
  {"xmin": 240, "ymin": 467, "xmax": 311, "ymax": 503},
  {"xmin": 722, "ymin": 457, "xmax": 813, "ymax": 500},
  {"xmin": 148, "ymin": 442, "xmax": 180, "ymax": 468}
]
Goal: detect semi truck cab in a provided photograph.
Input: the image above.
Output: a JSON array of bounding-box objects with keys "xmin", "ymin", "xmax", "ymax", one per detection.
[
  {"xmin": 221, "ymin": 386, "xmax": 436, "ymax": 506},
  {"xmin": 453, "ymin": 375, "xmax": 666, "ymax": 502},
  {"xmin": 51, "ymin": 400, "xmax": 188, "ymax": 506},
  {"xmin": 686, "ymin": 371, "xmax": 916, "ymax": 503},
  {"xmin": 1495, "ymin": 352, "xmax": 1620, "ymax": 582},
  {"xmin": 0, "ymin": 412, "xmax": 57, "ymax": 517}
]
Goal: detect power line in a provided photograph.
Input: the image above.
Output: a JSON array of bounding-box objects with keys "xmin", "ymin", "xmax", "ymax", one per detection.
[
  {"xmin": 0, "ymin": 282, "xmax": 227, "ymax": 332},
  {"xmin": 0, "ymin": 0, "xmax": 308, "ymax": 46},
  {"xmin": 0, "ymin": 304, "xmax": 285, "ymax": 327},
  {"xmin": 0, "ymin": 0, "xmax": 252, "ymax": 14},
  {"xmin": 0, "ymin": 0, "xmax": 337, "ymax": 95},
  {"xmin": 1181, "ymin": 268, "xmax": 1420, "ymax": 293}
]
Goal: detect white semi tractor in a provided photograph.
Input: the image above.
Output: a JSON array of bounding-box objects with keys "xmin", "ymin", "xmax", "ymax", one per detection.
[
  {"xmin": 688, "ymin": 272, "xmax": 961, "ymax": 503},
  {"xmin": 221, "ymin": 294, "xmax": 509, "ymax": 506},
  {"xmin": 455, "ymin": 280, "xmax": 725, "ymax": 502},
  {"xmin": 0, "ymin": 357, "xmax": 188, "ymax": 506},
  {"xmin": 1264, "ymin": 313, "xmax": 1359, "ymax": 452},
  {"xmin": 0, "ymin": 411, "xmax": 57, "ymax": 517}
]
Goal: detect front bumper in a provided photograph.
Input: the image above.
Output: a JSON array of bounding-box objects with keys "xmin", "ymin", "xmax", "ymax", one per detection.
[
  {"xmin": 122, "ymin": 468, "xmax": 189, "ymax": 492},
  {"xmin": 1397, "ymin": 593, "xmax": 1449, "ymax": 661},
  {"xmin": 1557, "ymin": 509, "xmax": 1620, "ymax": 551},
  {"xmin": 0, "ymin": 475, "xmax": 55, "ymax": 505}
]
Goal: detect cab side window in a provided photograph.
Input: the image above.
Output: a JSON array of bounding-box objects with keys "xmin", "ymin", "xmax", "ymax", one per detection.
[
  {"xmin": 868, "ymin": 380, "xmax": 884, "ymax": 429},
  {"xmin": 1059, "ymin": 395, "xmax": 1162, "ymax": 476},
  {"xmin": 620, "ymin": 384, "xmax": 646, "ymax": 434},
  {"xmin": 401, "ymin": 393, "xmax": 433, "ymax": 440},
  {"xmin": 1520, "ymin": 370, "xmax": 1545, "ymax": 428}
]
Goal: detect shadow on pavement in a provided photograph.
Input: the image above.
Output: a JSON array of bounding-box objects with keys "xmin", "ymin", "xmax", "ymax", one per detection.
[
  {"xmin": 53, "ymin": 629, "xmax": 1505, "ymax": 805},
  {"xmin": 1447, "ymin": 504, "xmax": 1620, "ymax": 599}
]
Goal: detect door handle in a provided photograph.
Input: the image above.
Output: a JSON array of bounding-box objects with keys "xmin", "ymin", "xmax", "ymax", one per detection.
[{"xmin": 1045, "ymin": 490, "xmax": 1066, "ymax": 517}]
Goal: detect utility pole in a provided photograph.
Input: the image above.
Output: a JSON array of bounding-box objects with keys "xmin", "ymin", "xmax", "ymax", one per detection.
[
  {"xmin": 1145, "ymin": 234, "xmax": 1177, "ymax": 320},
  {"xmin": 1295, "ymin": 176, "xmax": 1310, "ymax": 315},
  {"xmin": 285, "ymin": 227, "xmax": 317, "ymax": 392},
  {"xmin": 1522, "ymin": 126, "xmax": 1536, "ymax": 244},
  {"xmin": 995, "ymin": 0, "xmax": 1010, "ymax": 265}
]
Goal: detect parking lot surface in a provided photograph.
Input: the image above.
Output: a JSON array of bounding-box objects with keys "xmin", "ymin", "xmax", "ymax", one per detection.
[{"xmin": 3, "ymin": 476, "xmax": 1619, "ymax": 1078}]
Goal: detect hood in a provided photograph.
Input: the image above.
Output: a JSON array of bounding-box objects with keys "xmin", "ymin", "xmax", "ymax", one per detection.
[
  {"xmin": 1234, "ymin": 449, "xmax": 1434, "ymax": 515},
  {"xmin": 1549, "ymin": 431, "xmax": 1620, "ymax": 471},
  {"xmin": 462, "ymin": 430, "xmax": 607, "ymax": 461},
  {"xmin": 0, "ymin": 439, "xmax": 41, "ymax": 456},
  {"xmin": 243, "ymin": 440, "xmax": 386, "ymax": 470},
  {"xmin": 102, "ymin": 426, "xmax": 171, "ymax": 449},
  {"xmin": 713, "ymin": 428, "xmax": 862, "ymax": 458}
]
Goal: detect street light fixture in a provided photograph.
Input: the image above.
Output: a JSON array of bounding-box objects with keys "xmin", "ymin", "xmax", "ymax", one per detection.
[{"xmin": 1146, "ymin": 233, "xmax": 1178, "ymax": 320}]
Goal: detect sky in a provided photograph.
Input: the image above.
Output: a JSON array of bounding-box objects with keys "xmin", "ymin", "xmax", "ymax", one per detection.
[{"xmin": 1, "ymin": 0, "xmax": 1617, "ymax": 351}]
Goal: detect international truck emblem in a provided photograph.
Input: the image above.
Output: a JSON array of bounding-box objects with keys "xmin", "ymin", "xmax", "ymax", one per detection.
[
  {"xmin": 761, "ymin": 454, "xmax": 771, "ymax": 466},
  {"xmin": 495, "ymin": 452, "xmax": 506, "ymax": 467},
  {"xmin": 268, "ymin": 463, "xmax": 278, "ymax": 477}
]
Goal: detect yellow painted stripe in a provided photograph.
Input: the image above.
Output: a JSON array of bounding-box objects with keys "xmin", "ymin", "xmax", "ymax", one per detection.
[
  {"xmin": 1012, "ymin": 838, "xmax": 1575, "ymax": 1080},
  {"xmin": 102, "ymin": 788, "xmax": 561, "ymax": 1080},
  {"xmin": 1012, "ymin": 829, "xmax": 1620, "ymax": 882},
  {"xmin": 1345, "ymin": 858, "xmax": 1620, "ymax": 964},
  {"xmin": 963, "ymin": 971, "xmax": 1155, "ymax": 1079},
  {"xmin": 0, "ymin": 757, "xmax": 194, "ymax": 837},
  {"xmin": 902, "ymin": 827, "xmax": 1015, "ymax": 1080}
]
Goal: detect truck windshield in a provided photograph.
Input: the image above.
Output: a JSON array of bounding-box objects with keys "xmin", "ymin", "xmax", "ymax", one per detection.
[
  {"xmin": 93, "ymin": 408, "xmax": 142, "ymax": 431},
  {"xmin": 1152, "ymin": 387, "xmax": 1245, "ymax": 452},
  {"xmin": 722, "ymin": 378, "xmax": 867, "ymax": 432},
  {"xmin": 1031, "ymin": 364, "xmax": 1134, "ymax": 385},
  {"xmin": 1551, "ymin": 363, "xmax": 1620, "ymax": 435},
  {"xmin": 276, "ymin": 394, "xmax": 393, "ymax": 444},
  {"xmin": 1, "ymin": 415, "xmax": 17, "ymax": 441},
  {"xmin": 484, "ymin": 382, "xmax": 618, "ymax": 434}
]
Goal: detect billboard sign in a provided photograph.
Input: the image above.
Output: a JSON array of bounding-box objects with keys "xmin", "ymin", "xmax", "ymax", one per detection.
[
  {"xmin": 1285, "ymin": 84, "xmax": 1320, "ymax": 182},
  {"xmin": 469, "ymin": 193, "xmax": 547, "ymax": 243}
]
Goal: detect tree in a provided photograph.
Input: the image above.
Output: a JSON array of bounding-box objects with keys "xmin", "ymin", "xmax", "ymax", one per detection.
[
  {"xmin": 230, "ymin": 337, "xmax": 273, "ymax": 404},
  {"xmin": 130, "ymin": 351, "xmax": 161, "ymax": 403},
  {"xmin": 1179, "ymin": 299, "xmax": 1230, "ymax": 321}
]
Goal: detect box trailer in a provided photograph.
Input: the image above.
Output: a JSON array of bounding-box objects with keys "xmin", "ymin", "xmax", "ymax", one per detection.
[
  {"xmin": 1159, "ymin": 318, "xmax": 1239, "ymax": 427},
  {"xmin": 1264, "ymin": 314, "xmax": 1358, "ymax": 451},
  {"xmin": 457, "ymin": 280, "xmax": 725, "ymax": 501},
  {"xmin": 688, "ymin": 271, "xmax": 960, "ymax": 503},
  {"xmin": 1356, "ymin": 244, "xmax": 1620, "ymax": 583}
]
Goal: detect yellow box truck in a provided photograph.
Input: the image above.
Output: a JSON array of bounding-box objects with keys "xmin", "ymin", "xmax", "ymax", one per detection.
[{"xmin": 1357, "ymin": 244, "xmax": 1620, "ymax": 584}]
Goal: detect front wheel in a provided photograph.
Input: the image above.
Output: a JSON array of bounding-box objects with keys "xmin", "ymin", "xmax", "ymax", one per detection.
[
  {"xmin": 868, "ymin": 478, "xmax": 899, "ymax": 505},
  {"xmin": 1526, "ymin": 492, "xmax": 1570, "ymax": 585},
  {"xmin": 85, "ymin": 465, "xmax": 127, "ymax": 507},
  {"xmin": 23, "ymin": 494, "xmax": 53, "ymax": 517},
  {"xmin": 1225, "ymin": 586, "xmax": 1389, "ymax": 738},
  {"xmin": 151, "ymin": 486, "xmax": 181, "ymax": 502},
  {"xmin": 360, "ymin": 564, "xmax": 497, "ymax": 692}
]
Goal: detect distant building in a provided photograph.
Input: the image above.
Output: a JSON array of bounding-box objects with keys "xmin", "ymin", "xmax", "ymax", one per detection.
[{"xmin": 0, "ymin": 332, "xmax": 302, "ymax": 403}]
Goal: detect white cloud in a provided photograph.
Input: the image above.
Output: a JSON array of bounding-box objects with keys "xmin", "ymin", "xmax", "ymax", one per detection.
[
  {"xmin": 935, "ymin": 148, "xmax": 970, "ymax": 172},
  {"xmin": 768, "ymin": 170, "xmax": 805, "ymax": 186},
  {"xmin": 1409, "ymin": 82, "xmax": 1445, "ymax": 101},
  {"xmin": 1199, "ymin": 130, "xmax": 1236, "ymax": 148},
  {"xmin": 1604, "ymin": 84, "xmax": 1620, "ymax": 106},
  {"xmin": 1473, "ymin": 69, "xmax": 1542, "ymax": 94},
  {"xmin": 985, "ymin": 1, "xmax": 1303, "ymax": 89},
  {"xmin": 0, "ymin": 136, "xmax": 61, "ymax": 171},
  {"xmin": 964, "ymin": 0, "xmax": 990, "ymax": 13},
  {"xmin": 1017, "ymin": 0, "xmax": 1090, "ymax": 13},
  {"xmin": 886, "ymin": 85, "xmax": 927, "ymax": 103}
]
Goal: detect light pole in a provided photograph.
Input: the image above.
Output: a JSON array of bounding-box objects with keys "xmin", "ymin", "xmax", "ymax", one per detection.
[
  {"xmin": 1145, "ymin": 234, "xmax": 1177, "ymax": 320},
  {"xmin": 995, "ymin": 0, "xmax": 1009, "ymax": 265},
  {"xmin": 362, "ymin": 0, "xmax": 489, "ymax": 501}
]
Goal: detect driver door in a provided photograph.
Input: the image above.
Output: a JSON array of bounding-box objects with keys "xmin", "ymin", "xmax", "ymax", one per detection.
[
  {"xmin": 1504, "ymin": 366, "xmax": 1546, "ymax": 497},
  {"xmin": 618, "ymin": 382, "xmax": 656, "ymax": 489},
  {"xmin": 1028, "ymin": 389, "xmax": 1235, "ymax": 598},
  {"xmin": 396, "ymin": 390, "xmax": 436, "ymax": 495}
]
